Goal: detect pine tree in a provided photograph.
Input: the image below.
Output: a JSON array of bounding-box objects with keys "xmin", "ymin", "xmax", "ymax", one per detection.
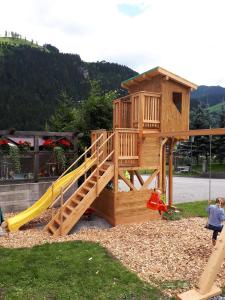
[
  {"xmin": 214, "ymin": 103, "xmax": 225, "ymax": 163},
  {"xmin": 49, "ymin": 91, "xmax": 77, "ymax": 132},
  {"xmin": 190, "ymin": 103, "xmax": 212, "ymax": 165}
]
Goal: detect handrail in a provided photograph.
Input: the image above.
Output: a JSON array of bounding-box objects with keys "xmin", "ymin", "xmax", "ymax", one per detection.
[
  {"xmin": 98, "ymin": 132, "xmax": 115, "ymax": 152},
  {"xmin": 52, "ymin": 133, "xmax": 104, "ymax": 185}
]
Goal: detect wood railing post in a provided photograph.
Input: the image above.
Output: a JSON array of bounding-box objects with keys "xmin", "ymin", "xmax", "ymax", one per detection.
[
  {"xmin": 168, "ymin": 138, "xmax": 174, "ymax": 207},
  {"xmin": 102, "ymin": 130, "xmax": 107, "ymax": 160},
  {"xmin": 51, "ymin": 184, "xmax": 54, "ymax": 218},
  {"xmin": 114, "ymin": 130, "xmax": 119, "ymax": 192},
  {"xmin": 84, "ymin": 146, "xmax": 87, "ymax": 180},
  {"xmin": 60, "ymin": 187, "xmax": 63, "ymax": 236},
  {"xmin": 96, "ymin": 146, "xmax": 99, "ymax": 197}
]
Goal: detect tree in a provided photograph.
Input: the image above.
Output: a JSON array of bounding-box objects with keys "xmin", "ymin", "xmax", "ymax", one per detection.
[
  {"xmin": 79, "ymin": 80, "xmax": 116, "ymax": 132},
  {"xmin": 43, "ymin": 44, "xmax": 59, "ymax": 54},
  {"xmin": 214, "ymin": 103, "xmax": 225, "ymax": 163},
  {"xmin": 190, "ymin": 103, "xmax": 212, "ymax": 165},
  {"xmin": 49, "ymin": 91, "xmax": 77, "ymax": 132}
]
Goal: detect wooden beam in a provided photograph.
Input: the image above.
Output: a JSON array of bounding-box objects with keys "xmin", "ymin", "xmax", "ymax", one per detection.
[
  {"xmin": 113, "ymin": 130, "xmax": 119, "ymax": 192},
  {"xmin": 168, "ymin": 138, "xmax": 175, "ymax": 207},
  {"xmin": 162, "ymin": 144, "xmax": 167, "ymax": 193},
  {"xmin": 134, "ymin": 170, "xmax": 144, "ymax": 186},
  {"xmin": 159, "ymin": 138, "xmax": 168, "ymax": 191},
  {"xmin": 118, "ymin": 170, "xmax": 136, "ymax": 191},
  {"xmin": 144, "ymin": 128, "xmax": 225, "ymax": 138},
  {"xmin": 140, "ymin": 169, "xmax": 159, "ymax": 190}
]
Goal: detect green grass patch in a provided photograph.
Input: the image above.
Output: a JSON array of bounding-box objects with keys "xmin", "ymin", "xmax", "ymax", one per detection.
[
  {"xmin": 0, "ymin": 241, "xmax": 166, "ymax": 300},
  {"xmin": 208, "ymin": 102, "xmax": 224, "ymax": 113},
  {"xmin": 175, "ymin": 201, "xmax": 208, "ymax": 218},
  {"xmin": 0, "ymin": 37, "xmax": 46, "ymax": 50}
]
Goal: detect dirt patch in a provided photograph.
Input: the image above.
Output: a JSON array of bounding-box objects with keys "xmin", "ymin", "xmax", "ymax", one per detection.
[{"xmin": 0, "ymin": 214, "xmax": 223, "ymax": 297}]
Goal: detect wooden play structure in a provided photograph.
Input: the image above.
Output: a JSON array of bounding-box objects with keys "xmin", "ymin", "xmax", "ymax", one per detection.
[{"xmin": 45, "ymin": 66, "xmax": 198, "ymax": 236}]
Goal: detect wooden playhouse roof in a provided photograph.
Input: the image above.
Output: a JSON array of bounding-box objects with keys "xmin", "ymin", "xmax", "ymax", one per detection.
[{"xmin": 121, "ymin": 66, "xmax": 198, "ymax": 90}]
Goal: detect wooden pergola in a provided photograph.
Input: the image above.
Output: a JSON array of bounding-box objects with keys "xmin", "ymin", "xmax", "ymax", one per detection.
[{"xmin": 0, "ymin": 130, "xmax": 78, "ymax": 182}]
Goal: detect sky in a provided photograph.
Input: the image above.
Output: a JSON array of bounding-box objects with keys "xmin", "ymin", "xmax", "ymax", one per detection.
[{"xmin": 1, "ymin": 0, "xmax": 225, "ymax": 87}]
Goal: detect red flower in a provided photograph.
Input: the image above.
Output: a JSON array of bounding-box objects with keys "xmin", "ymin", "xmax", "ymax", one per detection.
[
  {"xmin": 42, "ymin": 139, "xmax": 55, "ymax": 147},
  {"xmin": 58, "ymin": 139, "xmax": 71, "ymax": 147},
  {"xmin": 0, "ymin": 139, "xmax": 8, "ymax": 145}
]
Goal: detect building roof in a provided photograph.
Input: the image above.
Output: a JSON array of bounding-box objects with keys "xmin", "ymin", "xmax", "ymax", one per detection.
[{"xmin": 121, "ymin": 66, "xmax": 198, "ymax": 90}]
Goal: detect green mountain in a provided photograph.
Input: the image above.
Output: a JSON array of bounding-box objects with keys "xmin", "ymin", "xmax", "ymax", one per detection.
[
  {"xmin": 191, "ymin": 85, "xmax": 225, "ymax": 109},
  {"xmin": 0, "ymin": 37, "xmax": 137, "ymax": 130}
]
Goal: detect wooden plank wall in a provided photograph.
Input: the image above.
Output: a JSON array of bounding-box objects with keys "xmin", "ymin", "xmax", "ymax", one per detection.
[
  {"xmin": 140, "ymin": 137, "xmax": 160, "ymax": 167},
  {"xmin": 114, "ymin": 189, "xmax": 161, "ymax": 225},
  {"xmin": 128, "ymin": 75, "xmax": 162, "ymax": 94},
  {"xmin": 161, "ymin": 80, "xmax": 190, "ymax": 133},
  {"xmin": 92, "ymin": 188, "xmax": 115, "ymax": 225}
]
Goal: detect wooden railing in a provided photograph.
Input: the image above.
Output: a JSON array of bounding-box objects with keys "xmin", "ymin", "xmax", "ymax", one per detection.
[
  {"xmin": 113, "ymin": 95, "xmax": 131, "ymax": 128},
  {"xmin": 116, "ymin": 129, "xmax": 139, "ymax": 166},
  {"xmin": 92, "ymin": 129, "xmax": 139, "ymax": 167},
  {"xmin": 113, "ymin": 91, "xmax": 161, "ymax": 131},
  {"xmin": 143, "ymin": 93, "xmax": 161, "ymax": 129}
]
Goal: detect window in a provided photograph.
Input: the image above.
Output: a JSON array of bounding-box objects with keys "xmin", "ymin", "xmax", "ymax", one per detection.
[{"xmin": 173, "ymin": 92, "xmax": 182, "ymax": 113}]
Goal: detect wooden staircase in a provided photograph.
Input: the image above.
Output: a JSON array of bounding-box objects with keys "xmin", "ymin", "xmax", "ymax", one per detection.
[{"xmin": 45, "ymin": 163, "xmax": 114, "ymax": 236}]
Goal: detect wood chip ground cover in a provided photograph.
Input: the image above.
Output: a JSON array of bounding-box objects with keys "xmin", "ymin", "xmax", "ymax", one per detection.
[{"xmin": 0, "ymin": 212, "xmax": 224, "ymax": 297}]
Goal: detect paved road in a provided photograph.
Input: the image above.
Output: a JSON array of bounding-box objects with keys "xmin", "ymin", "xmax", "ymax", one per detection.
[{"xmin": 119, "ymin": 176, "xmax": 225, "ymax": 203}]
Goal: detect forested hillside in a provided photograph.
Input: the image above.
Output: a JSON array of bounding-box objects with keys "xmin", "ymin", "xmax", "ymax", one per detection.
[
  {"xmin": 0, "ymin": 37, "xmax": 137, "ymax": 130},
  {"xmin": 191, "ymin": 85, "xmax": 225, "ymax": 109}
]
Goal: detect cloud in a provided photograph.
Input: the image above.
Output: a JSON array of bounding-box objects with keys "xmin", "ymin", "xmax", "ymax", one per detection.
[{"xmin": 0, "ymin": 0, "xmax": 225, "ymax": 86}]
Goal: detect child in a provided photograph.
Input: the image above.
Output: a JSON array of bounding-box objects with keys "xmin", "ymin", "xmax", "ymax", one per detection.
[{"xmin": 206, "ymin": 198, "xmax": 225, "ymax": 246}]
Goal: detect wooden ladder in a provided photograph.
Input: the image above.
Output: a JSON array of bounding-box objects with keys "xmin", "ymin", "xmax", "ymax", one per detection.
[{"xmin": 45, "ymin": 164, "xmax": 114, "ymax": 236}]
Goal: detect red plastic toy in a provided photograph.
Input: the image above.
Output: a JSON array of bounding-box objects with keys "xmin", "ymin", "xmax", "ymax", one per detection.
[{"xmin": 147, "ymin": 191, "xmax": 167, "ymax": 213}]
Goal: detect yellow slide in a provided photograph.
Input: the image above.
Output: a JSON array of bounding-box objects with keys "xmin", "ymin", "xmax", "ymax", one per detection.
[{"xmin": 7, "ymin": 158, "xmax": 95, "ymax": 232}]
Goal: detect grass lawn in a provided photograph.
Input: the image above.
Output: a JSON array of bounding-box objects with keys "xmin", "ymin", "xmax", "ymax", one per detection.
[
  {"xmin": 175, "ymin": 200, "xmax": 208, "ymax": 218},
  {"xmin": 0, "ymin": 241, "xmax": 166, "ymax": 300}
]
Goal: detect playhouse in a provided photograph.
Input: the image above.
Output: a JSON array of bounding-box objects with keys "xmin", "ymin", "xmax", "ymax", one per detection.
[{"xmin": 91, "ymin": 66, "xmax": 197, "ymax": 226}]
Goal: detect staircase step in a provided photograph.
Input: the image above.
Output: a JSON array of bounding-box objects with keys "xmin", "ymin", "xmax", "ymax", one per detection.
[
  {"xmin": 77, "ymin": 192, "xmax": 86, "ymax": 198},
  {"xmin": 53, "ymin": 219, "xmax": 60, "ymax": 227},
  {"xmin": 71, "ymin": 198, "xmax": 80, "ymax": 205},
  {"xmin": 82, "ymin": 186, "xmax": 91, "ymax": 192},
  {"xmin": 47, "ymin": 225, "xmax": 56, "ymax": 234},
  {"xmin": 67, "ymin": 205, "xmax": 76, "ymax": 211},
  {"xmin": 88, "ymin": 180, "xmax": 96, "ymax": 185},
  {"xmin": 63, "ymin": 212, "xmax": 70, "ymax": 219}
]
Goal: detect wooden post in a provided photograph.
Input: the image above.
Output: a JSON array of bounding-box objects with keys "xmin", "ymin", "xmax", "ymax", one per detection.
[
  {"xmin": 159, "ymin": 138, "xmax": 168, "ymax": 192},
  {"xmin": 33, "ymin": 135, "xmax": 39, "ymax": 182},
  {"xmin": 168, "ymin": 138, "xmax": 174, "ymax": 207},
  {"xmin": 84, "ymin": 146, "xmax": 87, "ymax": 180},
  {"xmin": 102, "ymin": 130, "xmax": 107, "ymax": 160},
  {"xmin": 114, "ymin": 130, "xmax": 119, "ymax": 192},
  {"xmin": 60, "ymin": 187, "xmax": 64, "ymax": 236},
  {"xmin": 51, "ymin": 184, "xmax": 54, "ymax": 218},
  {"xmin": 162, "ymin": 144, "xmax": 167, "ymax": 193},
  {"xmin": 130, "ymin": 170, "xmax": 134, "ymax": 185},
  {"xmin": 96, "ymin": 146, "xmax": 99, "ymax": 196}
]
